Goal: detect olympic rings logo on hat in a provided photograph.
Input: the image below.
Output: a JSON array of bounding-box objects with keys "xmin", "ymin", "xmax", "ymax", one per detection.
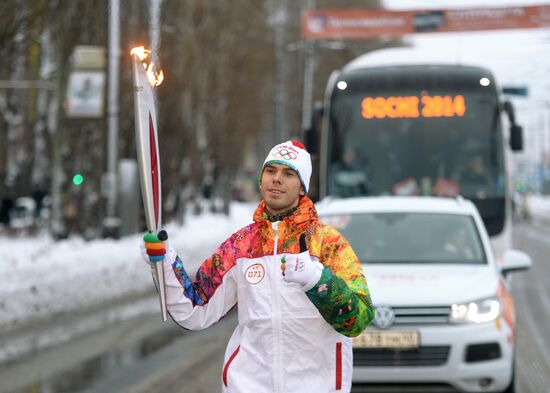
[{"xmin": 273, "ymin": 148, "xmax": 297, "ymax": 160}]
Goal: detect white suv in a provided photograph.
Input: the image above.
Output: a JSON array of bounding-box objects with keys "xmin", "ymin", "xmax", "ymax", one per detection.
[{"xmin": 316, "ymin": 196, "xmax": 531, "ymax": 393}]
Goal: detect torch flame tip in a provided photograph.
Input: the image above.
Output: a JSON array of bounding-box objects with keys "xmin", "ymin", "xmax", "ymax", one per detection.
[
  {"xmin": 130, "ymin": 46, "xmax": 150, "ymax": 59},
  {"xmin": 130, "ymin": 46, "xmax": 163, "ymax": 87}
]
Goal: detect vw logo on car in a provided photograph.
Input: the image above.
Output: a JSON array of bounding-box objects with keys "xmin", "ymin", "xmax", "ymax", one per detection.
[{"xmin": 373, "ymin": 305, "xmax": 395, "ymax": 329}]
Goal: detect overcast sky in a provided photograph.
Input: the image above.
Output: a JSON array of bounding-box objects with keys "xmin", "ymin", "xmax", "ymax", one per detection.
[{"xmin": 376, "ymin": 1, "xmax": 550, "ymax": 101}]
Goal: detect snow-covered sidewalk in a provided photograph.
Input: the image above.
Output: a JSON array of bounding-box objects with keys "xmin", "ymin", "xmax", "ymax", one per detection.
[
  {"xmin": 2, "ymin": 193, "xmax": 548, "ymax": 335},
  {"xmin": 526, "ymin": 194, "xmax": 550, "ymax": 231},
  {"xmin": 0, "ymin": 202, "xmax": 256, "ymax": 335},
  {"xmin": 528, "ymin": 194, "xmax": 550, "ymax": 218}
]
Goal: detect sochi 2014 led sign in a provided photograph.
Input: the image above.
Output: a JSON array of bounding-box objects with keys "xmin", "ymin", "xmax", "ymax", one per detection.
[{"xmin": 361, "ymin": 95, "xmax": 466, "ymax": 119}]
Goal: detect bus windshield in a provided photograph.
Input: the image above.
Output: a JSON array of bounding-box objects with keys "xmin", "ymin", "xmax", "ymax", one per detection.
[{"xmin": 327, "ymin": 66, "xmax": 506, "ymax": 204}]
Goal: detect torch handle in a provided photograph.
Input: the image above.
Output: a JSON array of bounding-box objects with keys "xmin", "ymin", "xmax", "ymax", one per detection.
[
  {"xmin": 155, "ymin": 262, "xmax": 168, "ymax": 322},
  {"xmin": 156, "ymin": 229, "xmax": 168, "ymax": 322}
]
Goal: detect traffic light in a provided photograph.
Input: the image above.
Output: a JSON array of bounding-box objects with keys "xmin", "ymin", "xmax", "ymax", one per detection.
[{"xmin": 72, "ymin": 173, "xmax": 84, "ymax": 186}]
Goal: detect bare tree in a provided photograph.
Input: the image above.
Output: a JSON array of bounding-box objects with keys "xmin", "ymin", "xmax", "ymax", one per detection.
[{"xmin": 0, "ymin": 0, "xmax": 393, "ymax": 236}]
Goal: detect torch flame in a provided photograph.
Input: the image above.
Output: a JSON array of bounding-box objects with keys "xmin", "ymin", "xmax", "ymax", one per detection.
[{"xmin": 130, "ymin": 46, "xmax": 164, "ymax": 86}]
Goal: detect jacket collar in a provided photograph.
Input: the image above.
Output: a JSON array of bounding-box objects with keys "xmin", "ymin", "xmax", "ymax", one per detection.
[{"xmin": 253, "ymin": 196, "xmax": 318, "ymax": 234}]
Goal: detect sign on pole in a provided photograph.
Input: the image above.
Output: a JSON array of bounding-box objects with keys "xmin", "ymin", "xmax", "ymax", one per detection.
[
  {"xmin": 66, "ymin": 46, "xmax": 106, "ymax": 119},
  {"xmin": 66, "ymin": 71, "xmax": 105, "ymax": 118}
]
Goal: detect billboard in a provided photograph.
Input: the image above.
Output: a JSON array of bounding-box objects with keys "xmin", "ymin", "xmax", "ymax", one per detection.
[{"xmin": 302, "ymin": 5, "xmax": 550, "ymax": 39}]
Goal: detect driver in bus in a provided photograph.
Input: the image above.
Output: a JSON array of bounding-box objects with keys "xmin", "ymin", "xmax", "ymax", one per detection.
[{"xmin": 454, "ymin": 153, "xmax": 493, "ymax": 198}]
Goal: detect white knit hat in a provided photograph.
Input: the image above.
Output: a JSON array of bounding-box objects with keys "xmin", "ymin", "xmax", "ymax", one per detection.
[{"xmin": 262, "ymin": 140, "xmax": 312, "ymax": 193}]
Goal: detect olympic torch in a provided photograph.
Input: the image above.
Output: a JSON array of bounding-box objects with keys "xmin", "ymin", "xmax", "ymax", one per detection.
[{"xmin": 130, "ymin": 46, "xmax": 167, "ymax": 321}]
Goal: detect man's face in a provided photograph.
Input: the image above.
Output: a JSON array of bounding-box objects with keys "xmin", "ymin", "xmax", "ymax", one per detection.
[{"xmin": 260, "ymin": 163, "xmax": 304, "ymax": 214}]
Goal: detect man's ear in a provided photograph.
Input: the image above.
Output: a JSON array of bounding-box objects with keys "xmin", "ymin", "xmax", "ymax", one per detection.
[{"xmin": 299, "ymin": 186, "xmax": 305, "ymax": 196}]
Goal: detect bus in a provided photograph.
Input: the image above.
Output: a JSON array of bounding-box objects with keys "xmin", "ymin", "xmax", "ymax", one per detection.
[{"xmin": 310, "ymin": 47, "xmax": 523, "ymax": 257}]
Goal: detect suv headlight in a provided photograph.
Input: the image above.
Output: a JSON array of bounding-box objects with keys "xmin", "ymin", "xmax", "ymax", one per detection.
[{"xmin": 450, "ymin": 296, "xmax": 502, "ymax": 324}]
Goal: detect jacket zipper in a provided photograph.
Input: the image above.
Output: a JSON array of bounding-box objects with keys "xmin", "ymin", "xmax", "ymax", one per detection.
[{"xmin": 272, "ymin": 221, "xmax": 282, "ymax": 393}]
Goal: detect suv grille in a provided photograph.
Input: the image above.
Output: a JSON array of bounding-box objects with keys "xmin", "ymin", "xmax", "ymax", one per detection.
[
  {"xmin": 390, "ymin": 306, "xmax": 451, "ymax": 325},
  {"xmin": 351, "ymin": 383, "xmax": 460, "ymax": 392},
  {"xmin": 354, "ymin": 346, "xmax": 450, "ymax": 367}
]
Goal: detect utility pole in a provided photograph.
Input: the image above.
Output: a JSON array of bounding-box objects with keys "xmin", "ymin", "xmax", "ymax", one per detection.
[
  {"xmin": 104, "ymin": 0, "xmax": 120, "ymax": 236},
  {"xmin": 50, "ymin": 36, "xmax": 68, "ymax": 239},
  {"xmin": 150, "ymin": 0, "xmax": 162, "ymax": 62},
  {"xmin": 301, "ymin": 0, "xmax": 316, "ymax": 133},
  {"xmin": 274, "ymin": 0, "xmax": 288, "ymax": 144}
]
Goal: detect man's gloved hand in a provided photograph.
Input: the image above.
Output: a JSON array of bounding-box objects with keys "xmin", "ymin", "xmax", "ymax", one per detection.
[
  {"xmin": 141, "ymin": 230, "xmax": 175, "ymax": 267},
  {"xmin": 281, "ymin": 233, "xmax": 324, "ymax": 291}
]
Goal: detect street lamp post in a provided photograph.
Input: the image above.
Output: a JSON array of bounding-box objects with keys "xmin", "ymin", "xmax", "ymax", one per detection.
[{"xmin": 104, "ymin": 0, "xmax": 121, "ymax": 236}]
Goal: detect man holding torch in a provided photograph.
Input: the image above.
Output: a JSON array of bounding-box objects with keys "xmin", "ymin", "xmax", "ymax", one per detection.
[{"xmin": 141, "ymin": 140, "xmax": 374, "ymax": 393}]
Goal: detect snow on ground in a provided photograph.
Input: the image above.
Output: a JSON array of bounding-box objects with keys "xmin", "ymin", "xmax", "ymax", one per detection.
[
  {"xmin": 528, "ymin": 193, "xmax": 550, "ymax": 220},
  {"xmin": 0, "ymin": 202, "xmax": 256, "ymax": 334},
  {"xmin": 0, "ymin": 188, "xmax": 548, "ymax": 363},
  {"xmin": 2, "ymin": 194, "xmax": 549, "ymax": 335}
]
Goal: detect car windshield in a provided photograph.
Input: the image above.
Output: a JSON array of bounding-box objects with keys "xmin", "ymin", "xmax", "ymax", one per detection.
[{"xmin": 321, "ymin": 212, "xmax": 486, "ymax": 264}]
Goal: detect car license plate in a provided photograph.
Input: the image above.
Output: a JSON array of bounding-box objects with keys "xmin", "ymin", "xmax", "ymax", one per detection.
[{"xmin": 352, "ymin": 331, "xmax": 420, "ymax": 349}]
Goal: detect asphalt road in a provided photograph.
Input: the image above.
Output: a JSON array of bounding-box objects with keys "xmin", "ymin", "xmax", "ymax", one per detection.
[
  {"xmin": 1, "ymin": 221, "xmax": 548, "ymax": 393},
  {"xmin": 0, "ymin": 308, "xmax": 237, "ymax": 393},
  {"xmin": 511, "ymin": 222, "xmax": 550, "ymax": 392}
]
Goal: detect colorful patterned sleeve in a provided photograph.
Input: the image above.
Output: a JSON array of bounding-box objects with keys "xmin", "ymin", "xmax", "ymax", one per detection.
[
  {"xmin": 162, "ymin": 233, "xmax": 240, "ymax": 330},
  {"xmin": 306, "ymin": 229, "xmax": 374, "ymax": 337},
  {"xmin": 171, "ymin": 237, "xmax": 237, "ymax": 307}
]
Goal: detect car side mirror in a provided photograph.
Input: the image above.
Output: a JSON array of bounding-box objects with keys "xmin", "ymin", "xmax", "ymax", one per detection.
[
  {"xmin": 501, "ymin": 249, "xmax": 531, "ymax": 275},
  {"xmin": 510, "ymin": 124, "xmax": 523, "ymax": 151}
]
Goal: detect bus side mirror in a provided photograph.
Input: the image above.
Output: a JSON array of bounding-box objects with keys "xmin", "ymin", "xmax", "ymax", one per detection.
[
  {"xmin": 503, "ymin": 101, "xmax": 516, "ymax": 123},
  {"xmin": 503, "ymin": 100, "xmax": 523, "ymax": 151},
  {"xmin": 510, "ymin": 124, "xmax": 523, "ymax": 151}
]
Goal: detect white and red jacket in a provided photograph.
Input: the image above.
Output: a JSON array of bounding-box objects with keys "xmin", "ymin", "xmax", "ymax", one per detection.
[{"xmin": 160, "ymin": 197, "xmax": 374, "ymax": 392}]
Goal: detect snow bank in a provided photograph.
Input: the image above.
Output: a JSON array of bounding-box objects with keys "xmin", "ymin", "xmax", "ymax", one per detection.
[
  {"xmin": 0, "ymin": 202, "xmax": 256, "ymax": 333},
  {"xmin": 527, "ymin": 194, "xmax": 550, "ymax": 225}
]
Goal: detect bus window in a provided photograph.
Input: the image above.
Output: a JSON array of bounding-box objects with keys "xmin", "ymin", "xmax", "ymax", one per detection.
[
  {"xmin": 326, "ymin": 66, "xmax": 505, "ymax": 201},
  {"xmin": 321, "ymin": 64, "xmax": 509, "ymax": 237}
]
